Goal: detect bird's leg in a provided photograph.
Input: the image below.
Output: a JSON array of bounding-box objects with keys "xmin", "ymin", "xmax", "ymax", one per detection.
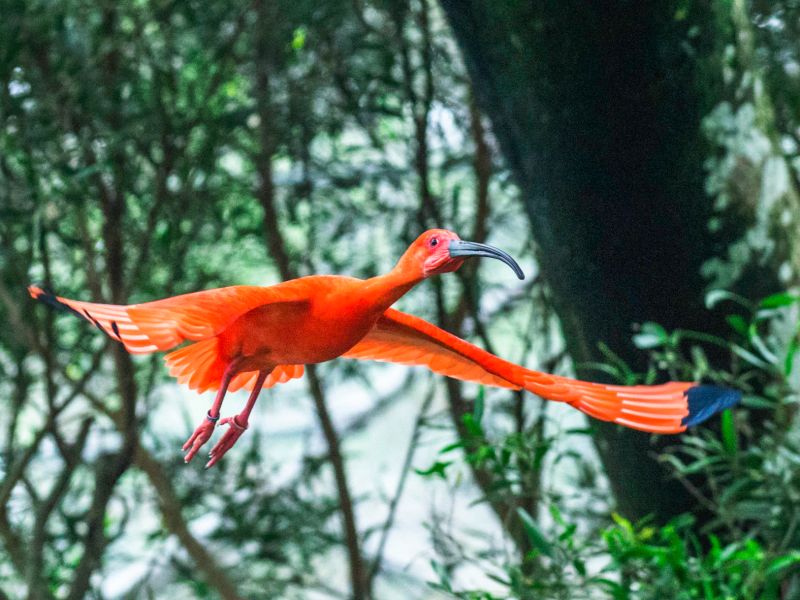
[
  {"xmin": 205, "ymin": 369, "xmax": 270, "ymax": 469},
  {"xmin": 182, "ymin": 361, "xmax": 239, "ymax": 463}
]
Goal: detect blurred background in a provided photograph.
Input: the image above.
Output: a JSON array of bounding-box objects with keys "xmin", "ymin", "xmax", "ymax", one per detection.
[{"xmin": 1, "ymin": 1, "xmax": 800, "ymax": 598}]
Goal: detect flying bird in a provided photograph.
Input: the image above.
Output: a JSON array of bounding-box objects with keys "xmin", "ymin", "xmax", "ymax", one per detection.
[{"xmin": 29, "ymin": 229, "xmax": 741, "ymax": 468}]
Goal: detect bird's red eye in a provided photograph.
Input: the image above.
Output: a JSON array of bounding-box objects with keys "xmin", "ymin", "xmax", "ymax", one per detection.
[{"xmin": 429, "ymin": 237, "xmax": 439, "ymax": 248}]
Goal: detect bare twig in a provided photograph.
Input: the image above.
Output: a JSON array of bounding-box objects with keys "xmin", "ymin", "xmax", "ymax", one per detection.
[
  {"xmin": 368, "ymin": 384, "xmax": 435, "ymax": 585},
  {"xmin": 67, "ymin": 13, "xmax": 139, "ymax": 593},
  {"xmin": 26, "ymin": 418, "xmax": 93, "ymax": 597},
  {"xmin": 253, "ymin": 9, "xmax": 367, "ymax": 594},
  {"xmin": 134, "ymin": 447, "xmax": 245, "ymax": 600}
]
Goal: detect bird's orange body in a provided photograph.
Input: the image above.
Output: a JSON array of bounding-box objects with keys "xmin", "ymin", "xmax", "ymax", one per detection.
[
  {"xmin": 29, "ymin": 229, "xmax": 741, "ymax": 467},
  {"xmin": 219, "ymin": 277, "xmax": 357, "ymax": 366}
]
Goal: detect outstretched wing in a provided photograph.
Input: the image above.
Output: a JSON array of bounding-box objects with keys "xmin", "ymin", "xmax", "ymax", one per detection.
[
  {"xmin": 342, "ymin": 309, "xmax": 739, "ymax": 434},
  {"xmin": 342, "ymin": 309, "xmax": 520, "ymax": 389},
  {"xmin": 28, "ymin": 281, "xmax": 311, "ymax": 354}
]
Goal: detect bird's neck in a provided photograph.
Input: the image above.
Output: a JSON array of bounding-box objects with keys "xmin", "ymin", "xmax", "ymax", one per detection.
[{"xmin": 363, "ymin": 266, "xmax": 424, "ymax": 313}]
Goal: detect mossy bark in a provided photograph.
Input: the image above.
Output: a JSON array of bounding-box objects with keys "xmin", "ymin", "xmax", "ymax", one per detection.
[{"xmin": 440, "ymin": 0, "xmax": 799, "ymax": 520}]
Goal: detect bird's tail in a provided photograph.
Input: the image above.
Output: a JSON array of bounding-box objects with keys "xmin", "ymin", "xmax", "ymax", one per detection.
[
  {"xmin": 164, "ymin": 338, "xmax": 227, "ymax": 393},
  {"xmin": 520, "ymin": 372, "xmax": 741, "ymax": 434},
  {"xmin": 164, "ymin": 339, "xmax": 305, "ymax": 394}
]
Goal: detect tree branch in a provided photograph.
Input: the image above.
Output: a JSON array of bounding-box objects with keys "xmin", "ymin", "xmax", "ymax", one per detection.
[{"xmin": 253, "ymin": 8, "xmax": 367, "ymax": 593}]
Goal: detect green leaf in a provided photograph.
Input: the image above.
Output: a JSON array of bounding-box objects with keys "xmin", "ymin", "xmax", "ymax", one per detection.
[
  {"xmin": 429, "ymin": 560, "xmax": 453, "ymax": 591},
  {"xmin": 741, "ymin": 395, "xmax": 776, "ymax": 409},
  {"xmin": 633, "ymin": 322, "xmax": 669, "ymax": 349},
  {"xmin": 573, "ymin": 557, "xmax": 586, "ymax": 576},
  {"xmin": 473, "ymin": 386, "xmax": 485, "ymax": 423},
  {"xmin": 785, "ymin": 336, "xmax": 799, "ymax": 377},
  {"xmin": 486, "ymin": 572, "xmax": 512, "ymax": 587},
  {"xmin": 291, "ymin": 26, "xmax": 307, "ymax": 51},
  {"xmin": 766, "ymin": 551, "xmax": 800, "ymax": 575},
  {"xmin": 748, "ymin": 323, "xmax": 779, "ymax": 364},
  {"xmin": 705, "ymin": 289, "xmax": 752, "ymax": 310},
  {"xmin": 726, "ymin": 314, "xmax": 748, "ymax": 336},
  {"xmin": 679, "ymin": 455, "xmax": 724, "ymax": 475},
  {"xmin": 596, "ymin": 342, "xmax": 636, "ymax": 383},
  {"xmin": 462, "ymin": 413, "xmax": 483, "ymax": 437},
  {"xmin": 438, "ymin": 441, "xmax": 463, "ymax": 455},
  {"xmin": 564, "ymin": 427, "xmax": 593, "ymax": 436},
  {"xmin": 593, "ymin": 577, "xmax": 626, "ymax": 594},
  {"xmin": 720, "ymin": 409, "xmax": 738, "ymax": 455},
  {"xmin": 415, "ymin": 461, "xmax": 452, "ymax": 479},
  {"xmin": 730, "ymin": 344, "xmax": 772, "ymax": 369},
  {"xmin": 759, "ymin": 292, "xmax": 800, "ymax": 309},
  {"xmin": 516, "ymin": 507, "xmax": 554, "ymax": 557}
]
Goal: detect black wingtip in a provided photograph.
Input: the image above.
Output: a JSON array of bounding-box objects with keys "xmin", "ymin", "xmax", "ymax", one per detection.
[
  {"xmin": 29, "ymin": 284, "xmax": 60, "ymax": 308},
  {"xmin": 28, "ymin": 284, "xmax": 83, "ymax": 319},
  {"xmin": 682, "ymin": 385, "xmax": 742, "ymax": 427}
]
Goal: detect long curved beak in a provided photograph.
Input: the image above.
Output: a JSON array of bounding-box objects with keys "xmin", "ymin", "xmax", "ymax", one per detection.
[{"xmin": 448, "ymin": 240, "xmax": 525, "ymax": 280}]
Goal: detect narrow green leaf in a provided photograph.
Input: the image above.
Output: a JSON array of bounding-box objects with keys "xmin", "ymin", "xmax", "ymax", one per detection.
[
  {"xmin": 597, "ymin": 342, "xmax": 635, "ymax": 382},
  {"xmin": 438, "ymin": 441, "xmax": 463, "ymax": 455},
  {"xmin": 291, "ymin": 26, "xmax": 307, "ymax": 51},
  {"xmin": 759, "ymin": 292, "xmax": 800, "ymax": 309},
  {"xmin": 748, "ymin": 323, "xmax": 779, "ymax": 364},
  {"xmin": 473, "ymin": 386, "xmax": 485, "ymax": 423},
  {"xmin": 766, "ymin": 551, "xmax": 800, "ymax": 575},
  {"xmin": 564, "ymin": 427, "xmax": 593, "ymax": 436},
  {"xmin": 633, "ymin": 322, "xmax": 668, "ymax": 349},
  {"xmin": 705, "ymin": 289, "xmax": 752, "ymax": 310},
  {"xmin": 516, "ymin": 507, "xmax": 554, "ymax": 557},
  {"xmin": 731, "ymin": 344, "xmax": 772, "ymax": 369},
  {"xmin": 720, "ymin": 409, "xmax": 738, "ymax": 455},
  {"xmin": 429, "ymin": 560, "xmax": 453, "ymax": 591},
  {"xmin": 726, "ymin": 314, "xmax": 748, "ymax": 336},
  {"xmin": 573, "ymin": 558, "xmax": 586, "ymax": 576},
  {"xmin": 414, "ymin": 461, "xmax": 451, "ymax": 479},
  {"xmin": 785, "ymin": 336, "xmax": 799, "ymax": 377},
  {"xmin": 741, "ymin": 395, "xmax": 776, "ymax": 409},
  {"xmin": 462, "ymin": 413, "xmax": 483, "ymax": 437}
]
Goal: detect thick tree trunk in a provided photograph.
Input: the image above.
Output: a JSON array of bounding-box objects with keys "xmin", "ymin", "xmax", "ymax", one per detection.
[{"xmin": 440, "ymin": 1, "xmax": 799, "ymax": 520}]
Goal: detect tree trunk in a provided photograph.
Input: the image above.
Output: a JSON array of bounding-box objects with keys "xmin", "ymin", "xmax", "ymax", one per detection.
[{"xmin": 440, "ymin": 1, "xmax": 799, "ymax": 520}]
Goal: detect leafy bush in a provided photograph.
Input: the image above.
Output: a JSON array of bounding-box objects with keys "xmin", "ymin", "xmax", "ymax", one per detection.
[{"xmin": 423, "ymin": 291, "xmax": 800, "ymax": 599}]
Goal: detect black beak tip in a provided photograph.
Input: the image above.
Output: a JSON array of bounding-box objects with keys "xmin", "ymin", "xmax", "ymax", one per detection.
[{"xmin": 449, "ymin": 239, "xmax": 525, "ymax": 280}]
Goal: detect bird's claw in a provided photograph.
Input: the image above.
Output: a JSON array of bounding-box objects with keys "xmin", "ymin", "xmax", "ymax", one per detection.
[
  {"xmin": 205, "ymin": 416, "xmax": 248, "ymax": 469},
  {"xmin": 182, "ymin": 415, "xmax": 217, "ymax": 463}
]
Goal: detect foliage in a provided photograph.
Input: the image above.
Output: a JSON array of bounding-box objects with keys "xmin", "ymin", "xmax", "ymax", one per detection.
[
  {"xmin": 1, "ymin": 0, "xmax": 798, "ymax": 598},
  {"xmin": 423, "ymin": 291, "xmax": 800, "ymax": 599},
  {"xmin": 0, "ymin": 0, "xmax": 535, "ymax": 597}
]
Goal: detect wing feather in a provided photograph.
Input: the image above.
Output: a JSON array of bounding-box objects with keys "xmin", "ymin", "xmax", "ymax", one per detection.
[
  {"xmin": 343, "ymin": 309, "xmax": 697, "ymax": 434},
  {"xmin": 342, "ymin": 309, "xmax": 519, "ymax": 389},
  {"xmin": 28, "ymin": 281, "xmax": 311, "ymax": 354}
]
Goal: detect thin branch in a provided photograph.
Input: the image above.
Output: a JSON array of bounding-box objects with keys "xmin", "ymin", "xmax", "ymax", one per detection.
[
  {"xmin": 67, "ymin": 12, "xmax": 138, "ymax": 594},
  {"xmin": 253, "ymin": 7, "xmax": 367, "ymax": 594},
  {"xmin": 134, "ymin": 446, "xmax": 245, "ymax": 600},
  {"xmin": 367, "ymin": 384, "xmax": 435, "ymax": 586},
  {"xmin": 306, "ymin": 367, "xmax": 369, "ymax": 599},
  {"xmin": 26, "ymin": 418, "xmax": 93, "ymax": 597}
]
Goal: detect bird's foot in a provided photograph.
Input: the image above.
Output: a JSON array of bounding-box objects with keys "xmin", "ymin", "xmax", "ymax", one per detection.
[
  {"xmin": 205, "ymin": 416, "xmax": 248, "ymax": 469},
  {"xmin": 182, "ymin": 412, "xmax": 219, "ymax": 463}
]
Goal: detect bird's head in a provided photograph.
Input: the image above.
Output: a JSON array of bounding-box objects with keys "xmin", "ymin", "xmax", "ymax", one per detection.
[{"xmin": 404, "ymin": 229, "xmax": 524, "ymax": 280}]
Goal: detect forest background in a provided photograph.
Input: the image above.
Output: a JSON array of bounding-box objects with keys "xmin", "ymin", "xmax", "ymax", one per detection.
[{"xmin": 2, "ymin": 1, "xmax": 800, "ymax": 598}]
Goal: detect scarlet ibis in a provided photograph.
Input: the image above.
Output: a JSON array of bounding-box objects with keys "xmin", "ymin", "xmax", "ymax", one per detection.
[{"xmin": 29, "ymin": 229, "xmax": 740, "ymax": 468}]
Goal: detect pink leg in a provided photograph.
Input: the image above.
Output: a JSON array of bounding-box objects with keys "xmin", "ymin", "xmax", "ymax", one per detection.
[
  {"xmin": 182, "ymin": 361, "xmax": 239, "ymax": 463},
  {"xmin": 205, "ymin": 369, "xmax": 270, "ymax": 469}
]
